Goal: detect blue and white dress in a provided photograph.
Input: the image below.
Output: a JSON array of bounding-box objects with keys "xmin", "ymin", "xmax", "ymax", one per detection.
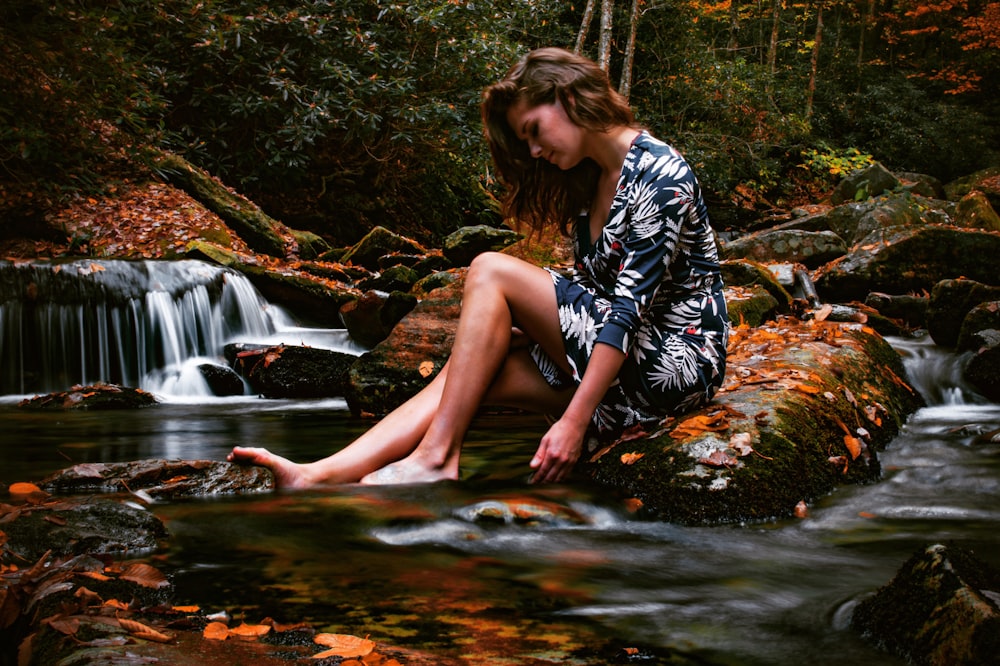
[{"xmin": 531, "ymin": 131, "xmax": 729, "ymax": 436}]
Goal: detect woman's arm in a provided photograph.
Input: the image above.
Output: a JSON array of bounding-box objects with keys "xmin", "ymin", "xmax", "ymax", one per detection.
[{"xmin": 529, "ymin": 342, "xmax": 625, "ymax": 483}]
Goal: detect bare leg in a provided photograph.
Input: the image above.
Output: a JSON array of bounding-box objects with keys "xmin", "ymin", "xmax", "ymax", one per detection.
[{"xmin": 229, "ymin": 253, "xmax": 572, "ymax": 487}]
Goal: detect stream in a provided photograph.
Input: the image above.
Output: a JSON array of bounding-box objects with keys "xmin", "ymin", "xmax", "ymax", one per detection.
[{"xmin": 1, "ymin": 261, "xmax": 999, "ymax": 664}]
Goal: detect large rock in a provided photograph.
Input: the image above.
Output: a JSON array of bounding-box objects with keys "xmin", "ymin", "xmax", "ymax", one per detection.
[
  {"xmin": 944, "ymin": 166, "xmax": 1000, "ymax": 209},
  {"xmin": 720, "ymin": 229, "xmax": 847, "ymax": 268},
  {"xmin": 18, "ymin": 384, "xmax": 158, "ymax": 411},
  {"xmin": 814, "ymin": 226, "xmax": 1000, "ymax": 303},
  {"xmin": 965, "ymin": 332, "xmax": 1000, "ymax": 402},
  {"xmin": 954, "ymin": 190, "xmax": 1000, "ymax": 231},
  {"xmin": 851, "ymin": 543, "xmax": 1000, "ymax": 665},
  {"xmin": 234, "ymin": 344, "xmax": 356, "ymax": 399},
  {"xmin": 442, "ymin": 225, "xmax": 522, "ymax": 267},
  {"xmin": 830, "ymin": 162, "xmax": 901, "ymax": 205},
  {"xmin": 339, "ymin": 290, "xmax": 418, "ymax": 349},
  {"xmin": 40, "ymin": 459, "xmax": 274, "ymax": 497},
  {"xmin": 341, "ymin": 226, "xmax": 427, "ymax": 271},
  {"xmin": 580, "ymin": 318, "xmax": 924, "ymax": 524},
  {"xmin": 926, "ymin": 279, "xmax": 1000, "ymax": 348}
]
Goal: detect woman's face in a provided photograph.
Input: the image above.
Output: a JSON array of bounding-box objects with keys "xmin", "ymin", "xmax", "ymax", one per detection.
[{"xmin": 506, "ymin": 97, "xmax": 587, "ymax": 171}]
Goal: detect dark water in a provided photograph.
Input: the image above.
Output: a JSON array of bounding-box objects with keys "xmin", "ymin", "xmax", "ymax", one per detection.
[{"xmin": 2, "ymin": 338, "xmax": 999, "ymax": 664}]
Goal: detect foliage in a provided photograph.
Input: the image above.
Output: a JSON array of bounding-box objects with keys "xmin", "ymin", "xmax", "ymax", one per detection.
[
  {"xmin": 1, "ymin": 0, "xmax": 999, "ymax": 243},
  {"xmin": 800, "ymin": 145, "xmax": 875, "ymax": 187}
]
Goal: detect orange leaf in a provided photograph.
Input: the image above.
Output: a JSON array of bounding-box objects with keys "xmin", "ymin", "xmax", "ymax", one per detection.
[
  {"xmin": 229, "ymin": 622, "xmax": 271, "ymax": 640},
  {"xmin": 203, "ymin": 621, "xmax": 230, "ymax": 641},
  {"xmin": 8, "ymin": 482, "xmax": 46, "ymax": 499},
  {"xmin": 120, "ymin": 563, "xmax": 169, "ymax": 589},
  {"xmin": 843, "ymin": 435, "xmax": 862, "ymax": 460},
  {"xmin": 313, "ymin": 633, "xmax": 376, "ymax": 658},
  {"xmin": 619, "ymin": 452, "xmax": 644, "ymax": 465},
  {"xmin": 118, "ymin": 617, "xmax": 172, "ymax": 643},
  {"xmin": 418, "ymin": 361, "xmax": 435, "ymax": 378},
  {"xmin": 171, "ymin": 605, "xmax": 200, "ymax": 613}
]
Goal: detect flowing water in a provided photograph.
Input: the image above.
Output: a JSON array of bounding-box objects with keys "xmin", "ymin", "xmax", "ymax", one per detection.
[{"xmin": 1, "ymin": 259, "xmax": 999, "ymax": 664}]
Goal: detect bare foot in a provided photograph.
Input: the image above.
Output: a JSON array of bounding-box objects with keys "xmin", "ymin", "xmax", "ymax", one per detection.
[
  {"xmin": 227, "ymin": 446, "xmax": 315, "ymax": 490},
  {"xmin": 360, "ymin": 458, "xmax": 458, "ymax": 485}
]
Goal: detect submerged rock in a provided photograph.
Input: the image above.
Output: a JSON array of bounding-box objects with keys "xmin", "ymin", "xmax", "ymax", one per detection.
[
  {"xmin": 234, "ymin": 344, "xmax": 356, "ymax": 399},
  {"xmin": 851, "ymin": 543, "xmax": 1000, "ymax": 665},
  {"xmin": 40, "ymin": 459, "xmax": 274, "ymax": 497},
  {"xmin": 18, "ymin": 384, "xmax": 158, "ymax": 410}
]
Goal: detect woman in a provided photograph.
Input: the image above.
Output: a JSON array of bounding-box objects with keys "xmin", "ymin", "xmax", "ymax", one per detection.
[{"xmin": 228, "ymin": 47, "xmax": 729, "ymax": 486}]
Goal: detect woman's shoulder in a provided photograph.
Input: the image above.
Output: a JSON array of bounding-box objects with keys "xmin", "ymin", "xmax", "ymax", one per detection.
[{"xmin": 624, "ymin": 131, "xmax": 694, "ymax": 184}]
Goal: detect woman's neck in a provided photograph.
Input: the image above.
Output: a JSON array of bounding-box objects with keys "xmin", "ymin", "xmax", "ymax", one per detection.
[{"xmin": 587, "ymin": 126, "xmax": 640, "ymax": 177}]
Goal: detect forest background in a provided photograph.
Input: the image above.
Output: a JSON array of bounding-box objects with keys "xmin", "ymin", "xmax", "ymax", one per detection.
[{"xmin": 1, "ymin": 0, "xmax": 998, "ymax": 250}]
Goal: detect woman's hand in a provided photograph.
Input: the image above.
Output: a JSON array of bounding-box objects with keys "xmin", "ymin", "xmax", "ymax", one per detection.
[{"xmin": 529, "ymin": 416, "xmax": 587, "ymax": 483}]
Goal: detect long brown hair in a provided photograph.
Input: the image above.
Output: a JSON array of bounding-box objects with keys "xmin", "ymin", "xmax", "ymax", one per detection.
[{"xmin": 481, "ymin": 48, "xmax": 637, "ymax": 235}]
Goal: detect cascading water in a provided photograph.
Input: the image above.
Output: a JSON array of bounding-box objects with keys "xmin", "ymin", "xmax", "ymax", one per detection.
[{"xmin": 0, "ymin": 258, "xmax": 360, "ymax": 398}]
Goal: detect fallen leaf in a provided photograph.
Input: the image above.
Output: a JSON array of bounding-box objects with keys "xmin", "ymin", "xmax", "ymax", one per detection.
[
  {"xmin": 120, "ymin": 563, "xmax": 169, "ymax": 589},
  {"xmin": 418, "ymin": 361, "xmax": 435, "ymax": 378},
  {"xmin": 118, "ymin": 617, "xmax": 172, "ymax": 643},
  {"xmin": 48, "ymin": 617, "xmax": 79, "ymax": 635},
  {"xmin": 8, "ymin": 482, "xmax": 47, "ymax": 500},
  {"xmin": 729, "ymin": 432, "xmax": 753, "ymax": 456},
  {"xmin": 313, "ymin": 633, "xmax": 376, "ymax": 658},
  {"xmin": 203, "ymin": 621, "xmax": 230, "ymax": 641},
  {"xmin": 794, "ymin": 501, "xmax": 809, "ymax": 518},
  {"xmin": 171, "ymin": 605, "xmax": 200, "ymax": 613},
  {"xmin": 698, "ymin": 449, "xmax": 738, "ymax": 468},
  {"xmin": 619, "ymin": 452, "xmax": 644, "ymax": 465},
  {"xmin": 623, "ymin": 497, "xmax": 643, "ymax": 512},
  {"xmin": 843, "ymin": 435, "xmax": 862, "ymax": 460},
  {"xmin": 229, "ymin": 622, "xmax": 271, "ymax": 640}
]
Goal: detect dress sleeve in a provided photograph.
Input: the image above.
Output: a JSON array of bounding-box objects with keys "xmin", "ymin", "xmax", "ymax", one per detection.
[{"xmin": 595, "ymin": 152, "xmax": 696, "ymax": 353}]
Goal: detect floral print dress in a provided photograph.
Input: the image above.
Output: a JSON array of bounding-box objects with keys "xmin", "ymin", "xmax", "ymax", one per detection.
[{"xmin": 530, "ymin": 131, "xmax": 729, "ymax": 436}]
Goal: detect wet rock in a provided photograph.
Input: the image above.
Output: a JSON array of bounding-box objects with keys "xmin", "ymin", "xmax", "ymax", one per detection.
[
  {"xmin": 339, "ymin": 290, "xmax": 419, "ymax": 348},
  {"xmin": 944, "ymin": 166, "xmax": 1000, "ymax": 210},
  {"xmin": 2, "ymin": 497, "xmax": 167, "ymax": 562},
  {"xmin": 965, "ymin": 334, "xmax": 1000, "ymax": 402},
  {"xmin": 954, "ymin": 190, "xmax": 1000, "ymax": 231},
  {"xmin": 898, "ymin": 171, "xmax": 945, "ymax": 199},
  {"xmin": 580, "ymin": 319, "xmax": 924, "ymax": 524},
  {"xmin": 18, "ymin": 384, "xmax": 158, "ymax": 411},
  {"xmin": 864, "ymin": 292, "xmax": 929, "ymax": 329},
  {"xmin": 289, "ymin": 228, "xmax": 331, "ymax": 260},
  {"xmin": 455, "ymin": 497, "xmax": 590, "ymax": 527},
  {"xmin": 234, "ymin": 344, "xmax": 355, "ymax": 399},
  {"xmin": 830, "ymin": 162, "xmax": 901, "ymax": 205},
  {"xmin": 442, "ymin": 225, "xmax": 522, "ymax": 267},
  {"xmin": 240, "ymin": 264, "xmax": 360, "ymax": 328},
  {"xmin": 720, "ymin": 229, "xmax": 847, "ymax": 268},
  {"xmin": 814, "ymin": 226, "xmax": 1000, "ymax": 304},
  {"xmin": 720, "ymin": 259, "xmax": 793, "ymax": 311},
  {"xmin": 346, "ymin": 274, "xmax": 463, "ymax": 415},
  {"xmin": 341, "ymin": 226, "xmax": 427, "ymax": 271},
  {"xmin": 40, "ymin": 459, "xmax": 274, "ymax": 497},
  {"xmin": 926, "ymin": 279, "xmax": 1000, "ymax": 348},
  {"xmin": 851, "ymin": 543, "xmax": 1000, "ymax": 666},
  {"xmin": 356, "ymin": 264, "xmax": 421, "ymax": 293},
  {"xmin": 197, "ymin": 362, "xmax": 245, "ymax": 396},
  {"xmin": 413, "ymin": 269, "xmax": 460, "ymax": 295},
  {"xmin": 957, "ymin": 301, "xmax": 1000, "ymax": 352}
]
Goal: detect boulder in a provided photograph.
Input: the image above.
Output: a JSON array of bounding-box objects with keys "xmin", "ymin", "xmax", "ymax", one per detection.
[
  {"xmin": 964, "ymin": 333, "xmax": 1000, "ymax": 402},
  {"xmin": 240, "ymin": 264, "xmax": 360, "ymax": 328},
  {"xmin": 926, "ymin": 280, "xmax": 1000, "ymax": 348},
  {"xmin": 442, "ymin": 225, "xmax": 522, "ymax": 267},
  {"xmin": 830, "ymin": 163, "xmax": 901, "ymax": 204},
  {"xmin": 898, "ymin": 171, "xmax": 945, "ymax": 199},
  {"xmin": 289, "ymin": 228, "xmax": 331, "ymax": 260},
  {"xmin": 339, "ymin": 290, "xmax": 419, "ymax": 348},
  {"xmin": 17, "ymin": 384, "xmax": 158, "ymax": 411},
  {"xmin": 864, "ymin": 292, "xmax": 929, "ymax": 329},
  {"xmin": 356, "ymin": 264, "xmax": 421, "ymax": 293},
  {"xmin": 579, "ymin": 318, "xmax": 924, "ymax": 524},
  {"xmin": 957, "ymin": 301, "xmax": 1000, "ymax": 352},
  {"xmin": 954, "ymin": 190, "xmax": 1000, "ymax": 231},
  {"xmin": 40, "ymin": 459, "xmax": 274, "ymax": 497},
  {"xmin": 814, "ymin": 227, "xmax": 1000, "ymax": 304},
  {"xmin": 944, "ymin": 166, "xmax": 1000, "ymax": 209},
  {"xmin": 341, "ymin": 226, "xmax": 427, "ymax": 271},
  {"xmin": 851, "ymin": 543, "xmax": 1000, "ymax": 666},
  {"xmin": 234, "ymin": 344, "xmax": 356, "ymax": 399},
  {"xmin": 197, "ymin": 362, "xmax": 246, "ymax": 396},
  {"xmin": 720, "ymin": 229, "xmax": 847, "ymax": 268}
]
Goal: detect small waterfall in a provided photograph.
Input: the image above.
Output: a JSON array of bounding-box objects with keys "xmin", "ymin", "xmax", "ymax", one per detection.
[
  {"xmin": 890, "ymin": 333, "xmax": 987, "ymax": 406},
  {"xmin": 0, "ymin": 259, "xmax": 355, "ymax": 398}
]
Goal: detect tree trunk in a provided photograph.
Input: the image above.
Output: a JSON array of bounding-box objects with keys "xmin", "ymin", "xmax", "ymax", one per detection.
[
  {"xmin": 619, "ymin": 0, "xmax": 641, "ymax": 100},
  {"xmin": 598, "ymin": 0, "xmax": 615, "ymax": 71},
  {"xmin": 857, "ymin": 0, "xmax": 875, "ymax": 73},
  {"xmin": 728, "ymin": 0, "xmax": 740, "ymax": 51},
  {"xmin": 767, "ymin": 0, "xmax": 783, "ymax": 84},
  {"xmin": 575, "ymin": 0, "xmax": 596, "ymax": 54},
  {"xmin": 806, "ymin": 3, "xmax": 824, "ymax": 119}
]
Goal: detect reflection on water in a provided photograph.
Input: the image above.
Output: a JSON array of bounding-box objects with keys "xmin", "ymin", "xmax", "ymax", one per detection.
[{"xmin": 1, "ymin": 336, "xmax": 999, "ymax": 664}]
